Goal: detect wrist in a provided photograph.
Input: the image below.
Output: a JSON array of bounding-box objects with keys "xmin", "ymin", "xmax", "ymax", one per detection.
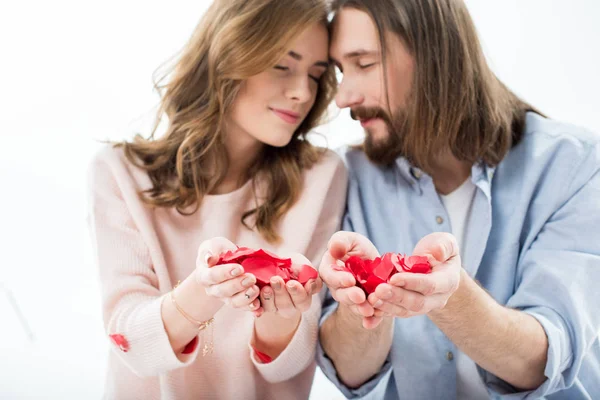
[
  {"xmin": 428, "ymin": 268, "xmax": 469, "ymax": 319},
  {"xmin": 253, "ymin": 312, "xmax": 301, "ymax": 357},
  {"xmin": 334, "ymin": 303, "xmax": 366, "ymax": 327},
  {"xmin": 175, "ymin": 273, "xmax": 223, "ymax": 320}
]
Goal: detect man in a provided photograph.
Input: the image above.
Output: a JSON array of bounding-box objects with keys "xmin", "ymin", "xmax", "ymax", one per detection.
[{"xmin": 317, "ymin": 0, "xmax": 600, "ymax": 398}]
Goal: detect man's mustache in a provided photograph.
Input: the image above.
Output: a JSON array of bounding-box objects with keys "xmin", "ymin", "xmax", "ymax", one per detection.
[{"xmin": 350, "ymin": 107, "xmax": 392, "ymax": 125}]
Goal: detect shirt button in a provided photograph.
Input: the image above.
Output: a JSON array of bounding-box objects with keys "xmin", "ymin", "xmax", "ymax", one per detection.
[
  {"xmin": 411, "ymin": 168, "xmax": 423, "ymax": 180},
  {"xmin": 436, "ymin": 216, "xmax": 444, "ymax": 225},
  {"xmin": 446, "ymin": 351, "xmax": 454, "ymax": 361}
]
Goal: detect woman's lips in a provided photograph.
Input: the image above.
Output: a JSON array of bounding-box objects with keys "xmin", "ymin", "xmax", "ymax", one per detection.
[{"xmin": 271, "ymin": 108, "xmax": 300, "ymax": 124}]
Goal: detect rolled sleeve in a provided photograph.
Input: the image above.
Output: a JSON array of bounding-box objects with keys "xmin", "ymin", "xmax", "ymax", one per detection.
[
  {"xmin": 481, "ymin": 151, "xmax": 600, "ymax": 398},
  {"xmin": 107, "ymin": 295, "xmax": 201, "ymax": 376},
  {"xmin": 316, "ymin": 290, "xmax": 393, "ymax": 399},
  {"xmin": 250, "ymin": 300, "xmax": 320, "ymax": 383}
]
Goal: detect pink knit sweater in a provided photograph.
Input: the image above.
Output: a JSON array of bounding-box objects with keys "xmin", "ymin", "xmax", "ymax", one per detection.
[{"xmin": 87, "ymin": 145, "xmax": 347, "ymax": 400}]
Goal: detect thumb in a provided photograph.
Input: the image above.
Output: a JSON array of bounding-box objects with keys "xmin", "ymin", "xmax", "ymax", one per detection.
[
  {"xmin": 197, "ymin": 237, "xmax": 238, "ymax": 268},
  {"xmin": 328, "ymin": 231, "xmax": 353, "ymax": 260},
  {"xmin": 412, "ymin": 232, "xmax": 459, "ymax": 263}
]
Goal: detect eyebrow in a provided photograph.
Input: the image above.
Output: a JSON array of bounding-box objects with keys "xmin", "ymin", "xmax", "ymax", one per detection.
[
  {"xmin": 329, "ymin": 49, "xmax": 380, "ymax": 65},
  {"xmin": 288, "ymin": 51, "xmax": 329, "ymax": 68}
]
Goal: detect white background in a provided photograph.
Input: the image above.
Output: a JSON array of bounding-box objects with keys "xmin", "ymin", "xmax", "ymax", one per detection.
[{"xmin": 0, "ymin": 1, "xmax": 599, "ymax": 398}]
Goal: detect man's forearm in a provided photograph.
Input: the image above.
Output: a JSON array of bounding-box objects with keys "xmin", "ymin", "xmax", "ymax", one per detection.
[
  {"xmin": 320, "ymin": 304, "xmax": 393, "ymax": 388},
  {"xmin": 428, "ymin": 269, "xmax": 548, "ymax": 390}
]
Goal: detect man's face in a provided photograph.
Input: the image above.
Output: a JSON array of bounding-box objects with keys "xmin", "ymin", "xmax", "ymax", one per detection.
[{"xmin": 330, "ymin": 8, "xmax": 415, "ymax": 165}]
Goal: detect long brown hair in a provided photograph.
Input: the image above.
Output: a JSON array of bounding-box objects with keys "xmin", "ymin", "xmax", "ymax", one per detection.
[
  {"xmin": 118, "ymin": 0, "xmax": 336, "ymax": 242},
  {"xmin": 331, "ymin": 0, "xmax": 538, "ymax": 172}
]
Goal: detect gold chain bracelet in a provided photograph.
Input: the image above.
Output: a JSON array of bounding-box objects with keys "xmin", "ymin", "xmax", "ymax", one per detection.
[{"xmin": 171, "ymin": 282, "xmax": 215, "ymax": 356}]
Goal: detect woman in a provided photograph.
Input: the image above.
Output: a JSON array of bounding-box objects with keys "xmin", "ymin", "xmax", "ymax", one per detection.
[{"xmin": 87, "ymin": 0, "xmax": 347, "ymax": 398}]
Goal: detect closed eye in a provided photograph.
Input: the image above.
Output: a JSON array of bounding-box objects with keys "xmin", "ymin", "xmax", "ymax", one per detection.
[
  {"xmin": 274, "ymin": 65, "xmax": 289, "ymax": 71},
  {"xmin": 359, "ymin": 63, "xmax": 376, "ymax": 69}
]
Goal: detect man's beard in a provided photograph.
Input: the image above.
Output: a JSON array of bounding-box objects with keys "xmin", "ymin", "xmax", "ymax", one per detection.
[{"xmin": 351, "ymin": 106, "xmax": 409, "ymax": 166}]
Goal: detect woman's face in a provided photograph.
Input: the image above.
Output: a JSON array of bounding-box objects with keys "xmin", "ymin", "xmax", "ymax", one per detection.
[{"xmin": 227, "ymin": 22, "xmax": 329, "ymax": 148}]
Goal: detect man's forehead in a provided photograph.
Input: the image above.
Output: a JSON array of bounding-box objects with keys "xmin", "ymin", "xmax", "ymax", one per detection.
[{"xmin": 330, "ymin": 8, "xmax": 380, "ymax": 58}]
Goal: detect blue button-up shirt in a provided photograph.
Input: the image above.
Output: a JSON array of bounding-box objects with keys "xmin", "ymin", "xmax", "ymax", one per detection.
[{"xmin": 317, "ymin": 113, "xmax": 600, "ymax": 399}]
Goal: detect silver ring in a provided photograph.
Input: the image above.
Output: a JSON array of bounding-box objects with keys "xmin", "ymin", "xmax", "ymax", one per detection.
[{"xmin": 245, "ymin": 293, "xmax": 251, "ymax": 299}]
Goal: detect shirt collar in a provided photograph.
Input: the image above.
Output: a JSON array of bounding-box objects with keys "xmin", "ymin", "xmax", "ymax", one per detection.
[{"xmin": 394, "ymin": 157, "xmax": 496, "ymax": 195}]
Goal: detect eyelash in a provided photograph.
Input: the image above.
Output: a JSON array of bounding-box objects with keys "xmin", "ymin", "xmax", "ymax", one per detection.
[
  {"xmin": 274, "ymin": 65, "xmax": 320, "ymax": 83},
  {"xmin": 359, "ymin": 63, "xmax": 376, "ymax": 69}
]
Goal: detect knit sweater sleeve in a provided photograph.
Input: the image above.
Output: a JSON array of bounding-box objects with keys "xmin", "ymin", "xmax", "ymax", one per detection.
[{"xmin": 87, "ymin": 148, "xmax": 201, "ymax": 377}]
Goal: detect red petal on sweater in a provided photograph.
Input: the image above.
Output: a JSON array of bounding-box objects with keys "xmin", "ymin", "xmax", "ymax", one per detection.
[
  {"xmin": 251, "ymin": 345, "xmax": 273, "ymax": 364},
  {"xmin": 181, "ymin": 336, "xmax": 199, "ymax": 354},
  {"xmin": 109, "ymin": 334, "xmax": 129, "ymax": 352}
]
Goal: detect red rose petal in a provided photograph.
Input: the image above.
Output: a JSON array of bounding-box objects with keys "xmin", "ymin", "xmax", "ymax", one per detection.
[
  {"xmin": 373, "ymin": 253, "xmax": 395, "ymax": 281},
  {"xmin": 403, "ymin": 255, "xmax": 431, "ymax": 273},
  {"xmin": 296, "ymin": 264, "xmax": 318, "ymax": 285},
  {"xmin": 276, "ymin": 267, "xmax": 291, "ymax": 281},
  {"xmin": 253, "ymin": 249, "xmax": 292, "ymax": 267},
  {"xmin": 241, "ymin": 257, "xmax": 278, "ymax": 288},
  {"xmin": 109, "ymin": 334, "xmax": 129, "ymax": 352},
  {"xmin": 391, "ymin": 254, "xmax": 405, "ymax": 273},
  {"xmin": 182, "ymin": 336, "xmax": 199, "ymax": 354},
  {"xmin": 344, "ymin": 253, "xmax": 432, "ymax": 295},
  {"xmin": 219, "ymin": 247, "xmax": 255, "ymax": 263},
  {"xmin": 251, "ymin": 345, "xmax": 273, "ymax": 364},
  {"xmin": 346, "ymin": 256, "xmax": 366, "ymax": 277},
  {"xmin": 216, "ymin": 247, "xmax": 316, "ymax": 288},
  {"xmin": 360, "ymin": 275, "xmax": 386, "ymax": 294}
]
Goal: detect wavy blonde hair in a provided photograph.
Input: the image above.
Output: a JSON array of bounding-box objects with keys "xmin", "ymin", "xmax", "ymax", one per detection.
[{"xmin": 118, "ymin": 0, "xmax": 336, "ymax": 242}]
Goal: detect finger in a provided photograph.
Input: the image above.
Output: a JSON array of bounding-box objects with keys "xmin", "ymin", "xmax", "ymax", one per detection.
[
  {"xmin": 319, "ymin": 262, "xmax": 356, "ymax": 291},
  {"xmin": 369, "ymin": 284, "xmax": 426, "ymax": 312},
  {"xmin": 389, "ymin": 264, "xmax": 460, "ymax": 296},
  {"xmin": 248, "ymin": 298, "xmax": 261, "ymax": 312},
  {"xmin": 327, "ymin": 231, "xmax": 380, "ymax": 261},
  {"xmin": 356, "ymin": 301, "xmax": 375, "ymax": 317},
  {"xmin": 373, "ymin": 309, "xmax": 391, "ymax": 318},
  {"xmin": 197, "ymin": 263, "xmax": 244, "ymax": 286},
  {"xmin": 373, "ymin": 285, "xmax": 450, "ymax": 314},
  {"xmin": 253, "ymin": 307, "xmax": 264, "ymax": 318},
  {"xmin": 205, "ymin": 273, "xmax": 256, "ymax": 298},
  {"xmin": 260, "ymin": 286, "xmax": 276, "ymax": 313},
  {"xmin": 334, "ymin": 286, "xmax": 367, "ymax": 306},
  {"xmin": 196, "ymin": 237, "xmax": 238, "ymax": 268},
  {"xmin": 305, "ymin": 278, "xmax": 323, "ymax": 296},
  {"xmin": 363, "ymin": 315, "xmax": 384, "ymax": 329},
  {"xmin": 229, "ymin": 285, "xmax": 260, "ymax": 308},
  {"xmin": 412, "ymin": 232, "xmax": 459, "ymax": 265},
  {"xmin": 287, "ymin": 280, "xmax": 310, "ymax": 313},
  {"xmin": 374, "ymin": 284, "xmax": 426, "ymax": 312},
  {"xmin": 372, "ymin": 300, "xmax": 414, "ymax": 318},
  {"xmin": 271, "ymin": 277, "xmax": 297, "ymax": 318}
]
